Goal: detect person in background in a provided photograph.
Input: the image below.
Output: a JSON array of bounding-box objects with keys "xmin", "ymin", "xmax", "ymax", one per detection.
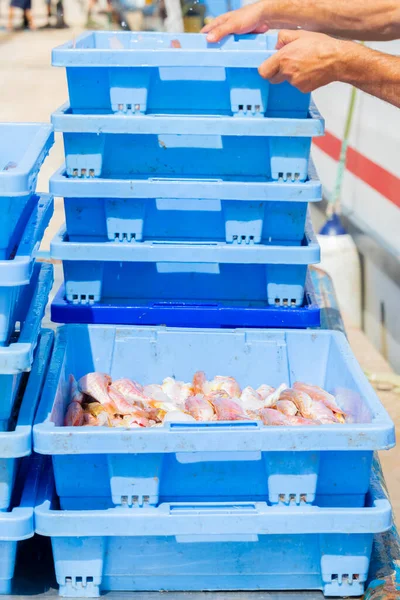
[
  {"xmin": 202, "ymin": 0, "xmax": 400, "ymax": 108},
  {"xmin": 8, "ymin": 0, "xmax": 35, "ymax": 30},
  {"xmin": 87, "ymin": 0, "xmax": 113, "ymax": 27}
]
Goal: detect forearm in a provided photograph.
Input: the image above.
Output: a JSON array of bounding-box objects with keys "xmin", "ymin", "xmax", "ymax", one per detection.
[
  {"xmin": 264, "ymin": 0, "xmax": 400, "ymax": 41},
  {"xmin": 338, "ymin": 42, "xmax": 400, "ymax": 108}
]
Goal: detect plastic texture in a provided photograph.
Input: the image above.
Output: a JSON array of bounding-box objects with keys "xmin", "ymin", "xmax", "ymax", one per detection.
[
  {"xmin": 53, "ymin": 103, "xmax": 324, "ymax": 182},
  {"xmin": 52, "ymin": 32, "xmax": 311, "ymax": 118},
  {"xmin": 0, "ymin": 124, "xmax": 54, "ymax": 260},
  {"xmin": 50, "ymin": 270, "xmax": 321, "ymax": 328},
  {"xmin": 0, "ymin": 330, "xmax": 54, "ymax": 512},
  {"xmin": 50, "ymin": 163, "xmax": 322, "ymax": 245},
  {"xmin": 0, "ymin": 455, "xmax": 47, "ymax": 594},
  {"xmin": 35, "ymin": 463, "xmax": 392, "ymax": 598},
  {"xmin": 0, "ymin": 194, "xmax": 53, "ymax": 347},
  {"xmin": 33, "ymin": 325, "xmax": 395, "ymax": 511},
  {"xmin": 0, "ymin": 263, "xmax": 53, "ymax": 430},
  {"xmin": 50, "ymin": 218, "xmax": 320, "ymax": 307}
]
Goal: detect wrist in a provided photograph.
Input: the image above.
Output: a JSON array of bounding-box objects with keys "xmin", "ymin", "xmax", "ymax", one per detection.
[
  {"xmin": 261, "ymin": 0, "xmax": 300, "ymax": 29},
  {"xmin": 336, "ymin": 40, "xmax": 365, "ymax": 84}
]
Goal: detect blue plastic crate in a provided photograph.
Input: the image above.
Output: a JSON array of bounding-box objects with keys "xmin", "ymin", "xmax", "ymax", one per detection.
[
  {"xmin": 35, "ymin": 464, "xmax": 391, "ymax": 598},
  {"xmin": 0, "ymin": 194, "xmax": 53, "ymax": 347},
  {"xmin": 52, "ymin": 103, "xmax": 324, "ymax": 181},
  {"xmin": 50, "ymin": 270, "xmax": 321, "ymax": 328},
  {"xmin": 53, "ymin": 32, "xmax": 311, "ymax": 118},
  {"xmin": 33, "ymin": 325, "xmax": 395, "ymax": 511},
  {"xmin": 0, "ymin": 263, "xmax": 54, "ymax": 431},
  {"xmin": 50, "ymin": 218, "xmax": 320, "ymax": 307},
  {"xmin": 204, "ymin": 0, "xmax": 242, "ymax": 18},
  {"xmin": 0, "ymin": 330, "xmax": 53, "ymax": 512},
  {"xmin": 0, "ymin": 455, "xmax": 45, "ymax": 594},
  {"xmin": 50, "ymin": 163, "xmax": 322, "ymax": 244},
  {"xmin": 0, "ymin": 124, "xmax": 54, "ymax": 261}
]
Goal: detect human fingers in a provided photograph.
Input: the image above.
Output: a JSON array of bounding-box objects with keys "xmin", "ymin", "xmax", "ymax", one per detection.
[
  {"xmin": 258, "ymin": 54, "xmax": 281, "ymax": 80},
  {"xmin": 201, "ymin": 13, "xmax": 230, "ymax": 34},
  {"xmin": 276, "ymin": 29, "xmax": 303, "ymax": 49}
]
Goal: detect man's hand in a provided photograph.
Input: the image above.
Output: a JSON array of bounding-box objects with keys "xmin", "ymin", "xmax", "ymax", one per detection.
[
  {"xmin": 201, "ymin": 3, "xmax": 270, "ymax": 42},
  {"xmin": 259, "ymin": 30, "xmax": 346, "ymax": 93}
]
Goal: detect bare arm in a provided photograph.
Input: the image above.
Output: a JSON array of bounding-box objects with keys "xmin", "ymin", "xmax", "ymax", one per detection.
[
  {"xmin": 203, "ymin": 0, "xmax": 400, "ymax": 42},
  {"xmin": 339, "ymin": 43, "xmax": 400, "ymax": 108},
  {"xmin": 255, "ymin": 30, "xmax": 400, "ymax": 109}
]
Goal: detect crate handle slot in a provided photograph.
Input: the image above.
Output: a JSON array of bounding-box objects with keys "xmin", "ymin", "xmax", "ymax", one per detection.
[{"xmin": 169, "ymin": 421, "xmax": 259, "ymax": 429}]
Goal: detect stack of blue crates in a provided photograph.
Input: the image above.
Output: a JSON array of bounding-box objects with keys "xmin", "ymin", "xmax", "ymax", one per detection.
[
  {"xmin": 49, "ymin": 31, "xmax": 324, "ymax": 329},
  {"xmin": 29, "ymin": 31, "xmax": 395, "ymax": 599},
  {"xmin": 0, "ymin": 123, "xmax": 55, "ymax": 593}
]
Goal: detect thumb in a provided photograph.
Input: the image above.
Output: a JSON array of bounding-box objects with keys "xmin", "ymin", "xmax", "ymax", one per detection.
[
  {"xmin": 276, "ymin": 29, "xmax": 302, "ymax": 49},
  {"xmin": 258, "ymin": 52, "xmax": 280, "ymax": 80}
]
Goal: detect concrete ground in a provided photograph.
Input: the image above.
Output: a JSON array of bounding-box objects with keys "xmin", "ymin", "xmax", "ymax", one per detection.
[{"xmin": 0, "ymin": 8, "xmax": 399, "ymax": 521}]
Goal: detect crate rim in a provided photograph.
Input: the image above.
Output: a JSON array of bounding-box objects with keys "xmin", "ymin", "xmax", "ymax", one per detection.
[
  {"xmin": 50, "ymin": 217, "xmax": 320, "ymax": 265},
  {"xmin": 33, "ymin": 325, "xmax": 395, "ymax": 454},
  {"xmin": 52, "ymin": 31, "xmax": 290, "ymax": 69},
  {"xmin": 0, "ymin": 123, "xmax": 54, "ymax": 196},
  {"xmin": 49, "ymin": 160, "xmax": 322, "ymax": 201},
  {"xmin": 52, "ymin": 101, "xmax": 324, "ymax": 137}
]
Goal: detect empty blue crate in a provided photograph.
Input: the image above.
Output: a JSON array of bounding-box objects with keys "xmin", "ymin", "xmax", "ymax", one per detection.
[
  {"xmin": 0, "ymin": 123, "xmax": 54, "ymax": 260},
  {"xmin": 0, "ymin": 455, "xmax": 46, "ymax": 594},
  {"xmin": 0, "ymin": 330, "xmax": 53, "ymax": 512},
  {"xmin": 33, "ymin": 325, "xmax": 394, "ymax": 511},
  {"xmin": 50, "ymin": 271, "xmax": 321, "ymax": 328},
  {"xmin": 50, "ymin": 162, "xmax": 322, "ymax": 244},
  {"xmin": 35, "ymin": 464, "xmax": 392, "ymax": 599},
  {"xmin": 53, "ymin": 103, "xmax": 324, "ymax": 182},
  {"xmin": 0, "ymin": 194, "xmax": 53, "ymax": 347},
  {"xmin": 0, "ymin": 263, "xmax": 53, "ymax": 431},
  {"xmin": 53, "ymin": 32, "xmax": 311, "ymax": 118},
  {"xmin": 50, "ymin": 219, "xmax": 320, "ymax": 307}
]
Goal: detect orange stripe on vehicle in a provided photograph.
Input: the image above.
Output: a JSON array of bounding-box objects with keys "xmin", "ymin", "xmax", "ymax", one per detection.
[{"xmin": 314, "ymin": 132, "xmax": 400, "ymax": 209}]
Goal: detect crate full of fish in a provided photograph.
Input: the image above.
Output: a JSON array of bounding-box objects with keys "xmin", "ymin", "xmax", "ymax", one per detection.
[
  {"xmin": 0, "ymin": 263, "xmax": 53, "ymax": 431},
  {"xmin": 0, "ymin": 123, "xmax": 53, "ymax": 260},
  {"xmin": 52, "ymin": 32, "xmax": 311, "ymax": 118},
  {"xmin": 0, "ymin": 194, "xmax": 53, "ymax": 348},
  {"xmin": 0, "ymin": 330, "xmax": 53, "ymax": 512},
  {"xmin": 50, "ymin": 270, "xmax": 321, "ymax": 329},
  {"xmin": 52, "ymin": 103, "xmax": 324, "ymax": 182},
  {"xmin": 33, "ymin": 325, "xmax": 394, "ymax": 510},
  {"xmin": 50, "ymin": 220, "xmax": 319, "ymax": 308},
  {"xmin": 50, "ymin": 163, "xmax": 322, "ymax": 245}
]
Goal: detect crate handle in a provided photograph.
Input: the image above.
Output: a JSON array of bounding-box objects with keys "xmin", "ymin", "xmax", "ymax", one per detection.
[
  {"xmin": 169, "ymin": 421, "xmax": 259, "ymax": 430},
  {"xmin": 149, "ymin": 177, "xmax": 223, "ymax": 183},
  {"xmin": 152, "ymin": 302, "xmax": 220, "ymax": 308},
  {"xmin": 169, "ymin": 502, "xmax": 259, "ymax": 514}
]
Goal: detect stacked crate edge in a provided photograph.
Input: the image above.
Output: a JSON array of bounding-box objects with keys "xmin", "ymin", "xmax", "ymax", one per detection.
[{"xmin": 0, "ymin": 330, "xmax": 54, "ymax": 595}]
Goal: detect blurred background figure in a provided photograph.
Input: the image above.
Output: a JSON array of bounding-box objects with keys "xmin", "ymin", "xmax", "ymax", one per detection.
[
  {"xmin": 45, "ymin": 0, "xmax": 69, "ymax": 28},
  {"xmin": 8, "ymin": 0, "xmax": 35, "ymax": 30},
  {"xmin": 87, "ymin": 0, "xmax": 113, "ymax": 27}
]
